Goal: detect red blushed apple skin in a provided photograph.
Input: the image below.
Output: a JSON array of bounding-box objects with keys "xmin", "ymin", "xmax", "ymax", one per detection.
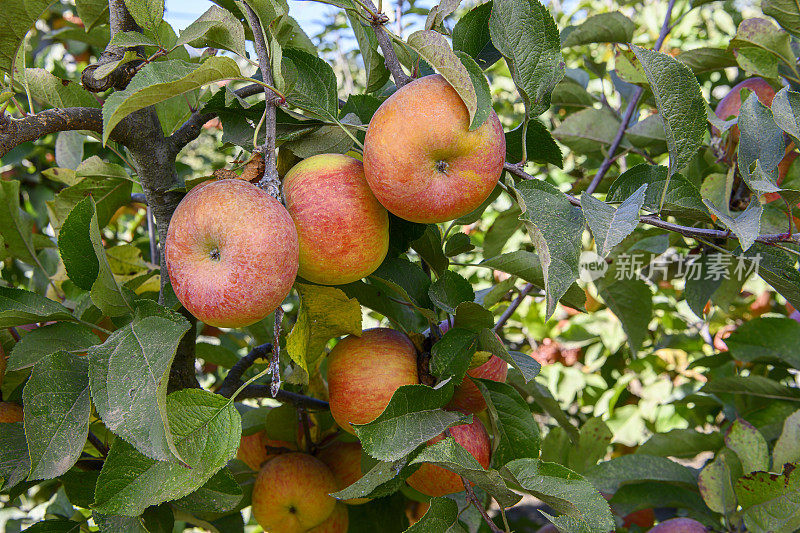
[
  {"xmin": 327, "ymin": 328, "xmax": 419, "ymax": 434},
  {"xmin": 647, "ymin": 518, "xmax": 707, "ymax": 532},
  {"xmin": 165, "ymin": 179, "xmax": 298, "ymax": 328},
  {"xmin": 236, "ymin": 430, "xmax": 296, "ymax": 471},
  {"xmin": 308, "ymin": 502, "xmax": 349, "ymax": 533},
  {"xmin": 283, "ymin": 154, "xmax": 389, "ymax": 285},
  {"xmin": 715, "ymin": 78, "xmax": 776, "ymax": 121},
  {"xmin": 0, "ymin": 402, "xmax": 23, "ymax": 423},
  {"xmin": 447, "ymin": 355, "xmax": 508, "ymax": 413},
  {"xmin": 363, "ymin": 74, "xmax": 506, "ymax": 224},
  {"xmin": 252, "ymin": 453, "xmax": 338, "ymax": 533},
  {"xmin": 406, "ymin": 417, "xmax": 491, "ymax": 497},
  {"xmin": 317, "ymin": 441, "xmax": 369, "ymax": 505}
]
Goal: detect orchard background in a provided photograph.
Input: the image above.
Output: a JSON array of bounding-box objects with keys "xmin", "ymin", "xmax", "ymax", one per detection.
[{"xmin": 2, "ymin": 0, "xmax": 800, "ymax": 531}]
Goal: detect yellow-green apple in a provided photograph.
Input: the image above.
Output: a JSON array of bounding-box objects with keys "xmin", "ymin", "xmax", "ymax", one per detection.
[
  {"xmin": 327, "ymin": 328, "xmax": 419, "ymax": 434},
  {"xmin": 0, "ymin": 402, "xmax": 23, "ymax": 423},
  {"xmin": 282, "ymin": 154, "xmax": 389, "ymax": 285},
  {"xmin": 362, "ymin": 74, "xmax": 506, "ymax": 223},
  {"xmin": 647, "ymin": 518, "xmax": 707, "ymax": 532},
  {"xmin": 308, "ymin": 502, "xmax": 349, "ymax": 533},
  {"xmin": 236, "ymin": 430, "xmax": 296, "ymax": 471},
  {"xmin": 252, "ymin": 452, "xmax": 338, "ymax": 533},
  {"xmin": 165, "ymin": 179, "xmax": 298, "ymax": 328},
  {"xmin": 316, "ymin": 440, "xmax": 369, "ymax": 505},
  {"xmin": 406, "ymin": 417, "xmax": 491, "ymax": 497},
  {"xmin": 447, "ymin": 354, "xmax": 508, "ymax": 413}
]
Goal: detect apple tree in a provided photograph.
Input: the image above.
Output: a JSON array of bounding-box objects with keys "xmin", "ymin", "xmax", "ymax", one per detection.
[{"xmin": 2, "ymin": 0, "xmax": 800, "ymax": 532}]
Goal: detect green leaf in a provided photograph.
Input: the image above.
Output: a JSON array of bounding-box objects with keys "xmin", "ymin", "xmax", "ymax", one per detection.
[
  {"xmin": 772, "ymin": 87, "xmax": 800, "ymax": 147},
  {"xmin": 430, "ymin": 328, "xmax": 479, "ymax": 384},
  {"xmin": 452, "ymin": 1, "xmax": 501, "ymax": 69},
  {"xmin": 171, "ymin": 467, "xmax": 243, "ymax": 513},
  {"xmin": 514, "ymin": 180, "xmax": 584, "ymax": 319},
  {"xmin": 0, "ymin": 286, "xmax": 74, "ymax": 328},
  {"xmin": 14, "ymin": 68, "xmax": 100, "ymax": 109},
  {"xmin": 502, "ymin": 458, "xmax": 615, "ymax": 532},
  {"xmin": 23, "ymin": 351, "xmax": 90, "ymax": 480},
  {"xmin": 567, "ymin": 418, "xmax": 613, "ymax": 474},
  {"xmin": 551, "ymin": 78, "xmax": 596, "ymax": 108},
  {"xmin": 282, "ymin": 47, "xmax": 339, "ymax": 121},
  {"xmin": 88, "ymin": 308, "xmax": 191, "ymax": 463},
  {"xmin": 286, "ymin": 283, "xmax": 361, "ymax": 379},
  {"xmin": 58, "ymin": 197, "xmax": 134, "ymax": 316},
  {"xmin": 730, "ymin": 17, "xmax": 796, "ymax": 69},
  {"xmin": 552, "ymin": 107, "xmax": 632, "ymax": 154},
  {"xmin": 738, "ymin": 93, "xmax": 785, "ymax": 194},
  {"xmin": 505, "ymin": 120, "xmax": 563, "ymax": 167},
  {"xmin": 607, "ymin": 164, "xmax": 708, "ymax": 219},
  {"xmin": 93, "ymin": 514, "xmax": 149, "ymax": 533},
  {"xmin": 478, "ymin": 329, "xmax": 541, "ymax": 382},
  {"xmin": 702, "ymin": 375, "xmax": 800, "ymax": 402},
  {"xmin": 405, "ymin": 497, "xmax": 463, "ymax": 532},
  {"xmin": 764, "ymin": 0, "xmax": 800, "ymax": 38},
  {"xmin": 736, "ymin": 463, "xmax": 800, "ymax": 533},
  {"xmin": 698, "ymin": 454, "xmax": 737, "ymax": 514},
  {"xmin": 626, "ymin": 114, "xmax": 667, "ymax": 153},
  {"xmin": 490, "ymin": 0, "xmax": 564, "ymax": 118},
  {"xmin": 584, "ymin": 454, "xmax": 697, "ymax": 495},
  {"xmin": 474, "ymin": 379, "xmax": 541, "ymax": 467},
  {"xmin": 75, "ymin": 0, "xmax": 109, "ymax": 31},
  {"xmin": 370, "ymin": 258, "xmax": 435, "ymax": 317},
  {"xmin": 428, "ymin": 270, "xmax": 475, "ymax": 314},
  {"xmin": 677, "ymin": 47, "xmax": 738, "ymax": 74},
  {"xmin": 405, "ymin": 30, "xmax": 488, "ymax": 130},
  {"xmin": 483, "ymin": 206, "xmax": 522, "ymax": 259},
  {"xmin": 0, "ymin": 421, "xmax": 30, "ymax": 490},
  {"xmin": 0, "ymin": 179, "xmax": 43, "ymax": 264},
  {"xmin": 354, "ymin": 382, "xmax": 467, "ymax": 462},
  {"xmin": 737, "ymin": 244, "xmax": 800, "ymax": 312},
  {"xmin": 331, "ymin": 456, "xmax": 418, "ymax": 501},
  {"xmin": 123, "ymin": 0, "xmax": 164, "ymax": 30},
  {"xmin": 347, "ymin": 12, "xmax": 389, "ymax": 93},
  {"xmin": 7, "ymin": 322, "xmax": 98, "ymax": 371},
  {"xmin": 109, "ymin": 31, "xmax": 159, "ymax": 48},
  {"xmin": 19, "ymin": 520, "xmax": 81, "ymax": 533},
  {"xmin": 241, "ymin": 0, "xmax": 288, "ymax": 28},
  {"xmin": 411, "ymin": 225, "xmax": 449, "ymax": 276},
  {"xmin": 726, "ymin": 419, "xmax": 769, "ymax": 474},
  {"xmin": 774, "ymin": 410, "xmax": 800, "ymax": 468},
  {"xmin": 455, "ymin": 51, "xmax": 493, "ymax": 130},
  {"xmin": 0, "ymin": 0, "xmax": 53, "ymax": 74},
  {"xmin": 411, "ymin": 438, "xmax": 522, "ymax": 508},
  {"xmin": 582, "ymin": 184, "xmax": 646, "ymax": 257},
  {"xmin": 103, "ymin": 57, "xmax": 242, "ymax": 144},
  {"xmin": 638, "ymin": 429, "xmax": 723, "ymax": 458},
  {"xmin": 630, "ymin": 45, "xmax": 707, "ymax": 180},
  {"xmin": 560, "ymin": 12, "xmax": 634, "ymax": 47},
  {"xmin": 176, "ymin": 5, "xmax": 246, "ymax": 56},
  {"xmin": 599, "ymin": 279, "xmax": 652, "ymax": 354},
  {"xmin": 444, "ymin": 233, "xmax": 474, "ymax": 257},
  {"xmin": 93, "ymin": 389, "xmax": 240, "ymax": 516},
  {"xmin": 726, "ymin": 317, "xmax": 800, "ymax": 369},
  {"xmin": 684, "ymin": 253, "xmax": 727, "ymax": 317}
]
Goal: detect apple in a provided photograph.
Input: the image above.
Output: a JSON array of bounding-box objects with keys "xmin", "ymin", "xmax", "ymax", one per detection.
[
  {"xmin": 714, "ymin": 78, "xmax": 776, "ymax": 125},
  {"xmin": 405, "ymin": 417, "xmax": 491, "ymax": 497},
  {"xmin": 327, "ymin": 328, "xmax": 419, "ymax": 434},
  {"xmin": 623, "ymin": 508, "xmax": 655, "ymax": 529},
  {"xmin": 316, "ymin": 440, "xmax": 369, "ymax": 505},
  {"xmin": 308, "ymin": 502, "xmax": 349, "ymax": 533},
  {"xmin": 164, "ymin": 179, "xmax": 298, "ymax": 328},
  {"xmin": 236, "ymin": 430, "xmax": 296, "ymax": 471},
  {"xmin": 252, "ymin": 452, "xmax": 338, "ymax": 533},
  {"xmin": 447, "ymin": 354, "xmax": 508, "ymax": 413},
  {"xmin": 0, "ymin": 402, "xmax": 23, "ymax": 423},
  {"xmin": 647, "ymin": 518, "xmax": 707, "ymax": 532},
  {"xmin": 362, "ymin": 74, "xmax": 506, "ymax": 223},
  {"xmin": 405, "ymin": 500, "xmax": 430, "ymax": 526},
  {"xmin": 282, "ymin": 154, "xmax": 390, "ymax": 285}
]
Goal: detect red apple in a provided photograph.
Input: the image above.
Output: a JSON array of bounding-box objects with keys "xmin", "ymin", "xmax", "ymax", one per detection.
[
  {"xmin": 447, "ymin": 354, "xmax": 508, "ymax": 413},
  {"xmin": 327, "ymin": 328, "xmax": 419, "ymax": 434},
  {"xmin": 308, "ymin": 502, "xmax": 349, "ymax": 533},
  {"xmin": 164, "ymin": 179, "xmax": 298, "ymax": 328},
  {"xmin": 363, "ymin": 74, "xmax": 506, "ymax": 223},
  {"xmin": 647, "ymin": 518, "xmax": 707, "ymax": 532},
  {"xmin": 0, "ymin": 402, "xmax": 23, "ymax": 423},
  {"xmin": 252, "ymin": 452, "xmax": 338, "ymax": 533},
  {"xmin": 406, "ymin": 417, "xmax": 491, "ymax": 497},
  {"xmin": 316, "ymin": 440, "xmax": 369, "ymax": 505},
  {"xmin": 236, "ymin": 430, "xmax": 296, "ymax": 471},
  {"xmin": 714, "ymin": 78, "xmax": 776, "ymax": 124},
  {"xmin": 282, "ymin": 154, "xmax": 390, "ymax": 285},
  {"xmin": 623, "ymin": 508, "xmax": 655, "ymax": 529}
]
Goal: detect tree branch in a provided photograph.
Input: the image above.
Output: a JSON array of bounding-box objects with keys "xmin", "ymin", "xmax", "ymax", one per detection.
[
  {"xmin": 584, "ymin": 0, "xmax": 678, "ymax": 194},
  {"xmin": 364, "ymin": 0, "xmax": 412, "ymax": 88},
  {"xmin": 81, "ymin": 0, "xmax": 144, "ymax": 92},
  {"xmin": 462, "ymin": 476, "xmax": 504, "ymax": 533},
  {"xmin": 0, "ymin": 107, "xmax": 101, "ymax": 157},
  {"xmin": 493, "ymin": 283, "xmax": 535, "ymax": 332}
]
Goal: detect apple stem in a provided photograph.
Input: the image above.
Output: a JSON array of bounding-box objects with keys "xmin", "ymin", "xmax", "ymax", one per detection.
[{"xmin": 298, "ymin": 407, "xmax": 316, "ymax": 454}]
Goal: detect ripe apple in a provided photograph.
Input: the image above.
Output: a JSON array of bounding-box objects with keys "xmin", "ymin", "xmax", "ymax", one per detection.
[
  {"xmin": 252, "ymin": 452, "xmax": 338, "ymax": 533},
  {"xmin": 714, "ymin": 78, "xmax": 776, "ymax": 125},
  {"xmin": 647, "ymin": 518, "xmax": 707, "ymax": 532},
  {"xmin": 0, "ymin": 402, "xmax": 23, "ymax": 423},
  {"xmin": 282, "ymin": 154, "xmax": 390, "ymax": 285},
  {"xmin": 308, "ymin": 502, "xmax": 348, "ymax": 533},
  {"xmin": 316, "ymin": 440, "xmax": 369, "ymax": 505},
  {"xmin": 165, "ymin": 179, "xmax": 299, "ymax": 328},
  {"xmin": 447, "ymin": 354, "xmax": 508, "ymax": 413},
  {"xmin": 363, "ymin": 74, "xmax": 506, "ymax": 223},
  {"xmin": 236, "ymin": 430, "xmax": 296, "ymax": 471},
  {"xmin": 406, "ymin": 417, "xmax": 491, "ymax": 497},
  {"xmin": 623, "ymin": 508, "xmax": 655, "ymax": 529},
  {"xmin": 327, "ymin": 328, "xmax": 419, "ymax": 434}
]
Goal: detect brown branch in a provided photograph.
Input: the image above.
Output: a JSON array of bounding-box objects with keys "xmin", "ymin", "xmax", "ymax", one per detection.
[
  {"xmin": 584, "ymin": 0, "xmax": 678, "ymax": 194},
  {"xmin": 493, "ymin": 283, "xmax": 535, "ymax": 332},
  {"xmin": 0, "ymin": 107, "xmax": 101, "ymax": 157},
  {"xmin": 81, "ymin": 0, "xmax": 144, "ymax": 92},
  {"xmin": 364, "ymin": 0, "xmax": 412, "ymax": 87},
  {"xmin": 462, "ymin": 476, "xmax": 504, "ymax": 533}
]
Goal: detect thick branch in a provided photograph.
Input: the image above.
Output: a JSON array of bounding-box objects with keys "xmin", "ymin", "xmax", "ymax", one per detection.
[
  {"xmin": 364, "ymin": 0, "xmax": 412, "ymax": 87},
  {"xmin": 81, "ymin": 0, "xmax": 144, "ymax": 92},
  {"xmin": 0, "ymin": 108, "xmax": 101, "ymax": 157},
  {"xmin": 585, "ymin": 0, "xmax": 678, "ymax": 194}
]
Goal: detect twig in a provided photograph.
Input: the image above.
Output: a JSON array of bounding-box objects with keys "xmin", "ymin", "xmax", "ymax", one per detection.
[
  {"xmin": 87, "ymin": 431, "xmax": 109, "ymax": 457},
  {"xmin": 584, "ymin": 0, "xmax": 678, "ymax": 194},
  {"xmin": 217, "ymin": 343, "xmax": 273, "ymax": 397},
  {"xmin": 233, "ymin": 384, "xmax": 330, "ymax": 409},
  {"xmin": 241, "ymin": 3, "xmax": 281, "ymax": 197},
  {"xmin": 146, "ymin": 205, "xmax": 159, "ymax": 265},
  {"xmin": 271, "ymin": 308, "xmax": 284, "ymax": 396},
  {"xmin": 363, "ymin": 0, "xmax": 412, "ymax": 87},
  {"xmin": 461, "ymin": 476, "xmax": 504, "ymax": 533},
  {"xmin": 493, "ymin": 283, "xmax": 535, "ymax": 332},
  {"xmin": 298, "ymin": 407, "xmax": 315, "ymax": 453}
]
